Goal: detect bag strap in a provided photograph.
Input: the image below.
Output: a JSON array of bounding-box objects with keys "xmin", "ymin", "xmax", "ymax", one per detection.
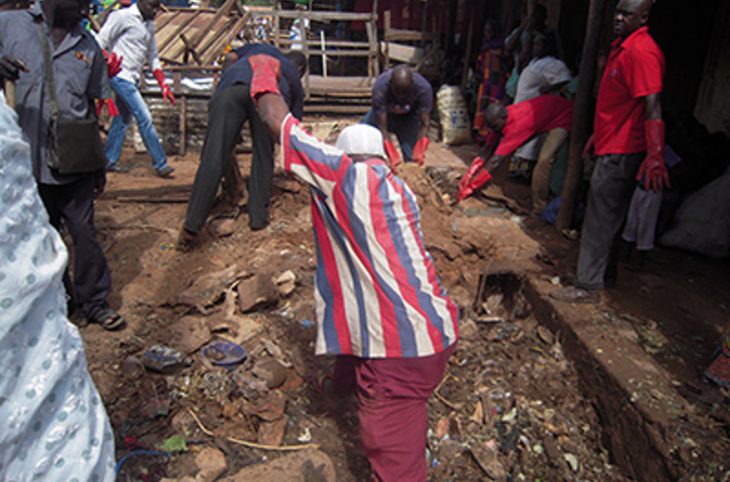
[{"xmin": 34, "ymin": 20, "xmax": 59, "ymax": 121}]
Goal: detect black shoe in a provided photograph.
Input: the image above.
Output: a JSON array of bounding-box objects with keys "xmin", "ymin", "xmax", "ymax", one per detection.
[
  {"xmin": 106, "ymin": 164, "xmax": 129, "ymax": 173},
  {"xmin": 157, "ymin": 165, "xmax": 175, "ymax": 178}
]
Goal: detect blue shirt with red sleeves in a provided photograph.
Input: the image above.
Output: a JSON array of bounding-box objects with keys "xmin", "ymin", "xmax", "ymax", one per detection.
[
  {"xmin": 594, "ymin": 27, "xmax": 665, "ymax": 156},
  {"xmin": 279, "ymin": 114, "xmax": 459, "ymax": 358}
]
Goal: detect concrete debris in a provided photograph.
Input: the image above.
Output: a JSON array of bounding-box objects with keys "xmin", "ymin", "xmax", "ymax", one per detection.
[
  {"xmin": 220, "ymin": 449, "xmax": 336, "ymax": 482},
  {"xmin": 274, "ymin": 270, "xmax": 297, "ymax": 296},
  {"xmin": 194, "ymin": 447, "xmax": 227, "ymax": 482},
  {"xmin": 237, "ymin": 273, "xmax": 279, "ymax": 312},
  {"xmin": 252, "ymin": 357, "xmax": 289, "ymax": 389},
  {"xmin": 208, "ymin": 218, "xmax": 236, "ymax": 238},
  {"xmin": 177, "ymin": 265, "xmax": 247, "ymax": 313}
]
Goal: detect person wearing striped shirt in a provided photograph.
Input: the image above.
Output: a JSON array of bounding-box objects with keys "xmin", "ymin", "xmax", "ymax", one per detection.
[{"xmin": 248, "ymin": 55, "xmax": 460, "ymax": 481}]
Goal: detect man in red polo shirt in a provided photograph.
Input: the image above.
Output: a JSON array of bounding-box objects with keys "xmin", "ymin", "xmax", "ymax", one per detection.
[
  {"xmin": 554, "ymin": 0, "xmax": 667, "ymax": 303},
  {"xmin": 457, "ymin": 94, "xmax": 573, "ymax": 213}
]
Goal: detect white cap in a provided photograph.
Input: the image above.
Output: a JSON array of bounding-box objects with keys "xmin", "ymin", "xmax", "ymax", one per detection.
[{"xmin": 335, "ymin": 124, "xmax": 386, "ymax": 159}]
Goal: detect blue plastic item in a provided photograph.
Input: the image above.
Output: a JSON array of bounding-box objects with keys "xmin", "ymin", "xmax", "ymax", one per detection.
[{"xmin": 201, "ymin": 340, "xmax": 247, "ymax": 369}]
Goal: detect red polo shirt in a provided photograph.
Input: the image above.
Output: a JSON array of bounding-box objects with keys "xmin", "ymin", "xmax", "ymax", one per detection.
[
  {"xmin": 594, "ymin": 27, "xmax": 665, "ymax": 156},
  {"xmin": 495, "ymin": 95, "xmax": 573, "ymax": 157}
]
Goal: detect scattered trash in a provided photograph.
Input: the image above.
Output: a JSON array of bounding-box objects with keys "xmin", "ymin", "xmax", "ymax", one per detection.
[
  {"xmin": 237, "ymin": 273, "xmax": 279, "ymax": 312},
  {"xmin": 471, "ymin": 440, "xmax": 507, "ymax": 481},
  {"xmin": 252, "ymin": 357, "xmax": 289, "ymax": 389},
  {"xmin": 275, "ymin": 270, "xmax": 297, "ymax": 296},
  {"xmin": 564, "ymin": 453, "xmax": 579, "ymax": 472},
  {"xmin": 200, "ymin": 340, "xmax": 247, "ymax": 369},
  {"xmin": 194, "ymin": 447, "xmax": 227, "ymax": 482},
  {"xmin": 299, "ymin": 318, "xmax": 314, "ymax": 329},
  {"xmin": 157, "ymin": 434, "xmax": 187, "ymax": 453},
  {"xmin": 298, "ymin": 427, "xmax": 312, "ymax": 443},
  {"xmin": 208, "ymin": 218, "xmax": 236, "ymax": 238},
  {"xmin": 121, "ymin": 356, "xmax": 145, "ymax": 381},
  {"xmin": 142, "ymin": 345, "xmax": 186, "ymax": 372}
]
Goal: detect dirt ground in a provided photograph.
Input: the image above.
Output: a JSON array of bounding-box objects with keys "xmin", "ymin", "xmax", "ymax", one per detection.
[{"xmin": 77, "ymin": 130, "xmax": 729, "ymax": 481}]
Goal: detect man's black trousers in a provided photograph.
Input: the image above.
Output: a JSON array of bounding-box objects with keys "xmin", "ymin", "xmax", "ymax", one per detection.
[
  {"xmin": 185, "ymin": 83, "xmax": 275, "ymax": 233},
  {"xmin": 39, "ymin": 175, "xmax": 111, "ymax": 317}
]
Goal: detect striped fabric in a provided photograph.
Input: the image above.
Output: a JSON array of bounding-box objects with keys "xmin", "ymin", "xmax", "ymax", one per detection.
[{"xmin": 279, "ymin": 114, "xmax": 459, "ymax": 358}]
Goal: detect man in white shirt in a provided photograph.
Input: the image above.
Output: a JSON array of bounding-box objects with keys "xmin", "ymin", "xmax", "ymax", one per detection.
[{"xmin": 96, "ymin": 0, "xmax": 176, "ymax": 177}]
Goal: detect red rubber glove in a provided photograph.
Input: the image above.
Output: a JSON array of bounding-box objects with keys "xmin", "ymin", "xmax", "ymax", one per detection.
[
  {"xmin": 412, "ymin": 137, "xmax": 429, "ymax": 166},
  {"xmin": 102, "ymin": 50, "xmax": 122, "ymax": 78},
  {"xmin": 248, "ymin": 54, "xmax": 282, "ymax": 99},
  {"xmin": 384, "ymin": 139, "xmax": 402, "ymax": 170},
  {"xmin": 636, "ymin": 119, "xmax": 670, "ymax": 191},
  {"xmin": 96, "ymin": 98, "xmax": 119, "ymax": 117},
  {"xmin": 582, "ymin": 133, "xmax": 594, "ymax": 160},
  {"xmin": 457, "ymin": 156, "xmax": 493, "ymax": 202},
  {"xmin": 153, "ymin": 69, "xmax": 175, "ymax": 105}
]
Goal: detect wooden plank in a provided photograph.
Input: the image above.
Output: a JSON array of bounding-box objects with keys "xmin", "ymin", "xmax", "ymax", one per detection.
[
  {"xmin": 196, "ymin": 15, "xmax": 237, "ymax": 62},
  {"xmin": 277, "ymin": 38, "xmax": 371, "ymax": 49},
  {"xmin": 155, "ymin": 10, "xmax": 183, "ymax": 33},
  {"xmin": 385, "ymin": 28, "xmax": 435, "ymax": 42},
  {"xmin": 384, "ymin": 10, "xmax": 391, "ymax": 70},
  {"xmin": 158, "ymin": 11, "xmax": 201, "ymax": 56},
  {"xmin": 277, "ymin": 10, "xmax": 373, "ymax": 21},
  {"xmin": 304, "ymin": 104, "xmax": 371, "ymax": 114},
  {"xmin": 379, "ymin": 41, "xmax": 424, "ymax": 64},
  {"xmin": 186, "ymin": 0, "xmax": 235, "ymax": 52},
  {"xmin": 201, "ymin": 15, "xmax": 249, "ymax": 66}
]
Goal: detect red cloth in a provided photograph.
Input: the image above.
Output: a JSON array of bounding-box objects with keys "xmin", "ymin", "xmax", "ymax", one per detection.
[
  {"xmin": 494, "ymin": 95, "xmax": 573, "ymax": 157},
  {"xmin": 332, "ymin": 344, "xmax": 456, "ymax": 481},
  {"xmin": 594, "ymin": 27, "xmax": 665, "ymax": 156}
]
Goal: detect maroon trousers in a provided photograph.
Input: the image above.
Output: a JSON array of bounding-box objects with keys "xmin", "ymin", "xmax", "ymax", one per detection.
[{"xmin": 332, "ymin": 344, "xmax": 456, "ymax": 482}]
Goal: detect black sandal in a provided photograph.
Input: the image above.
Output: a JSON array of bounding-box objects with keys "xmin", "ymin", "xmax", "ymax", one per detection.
[{"xmin": 88, "ymin": 307, "xmax": 126, "ymax": 330}]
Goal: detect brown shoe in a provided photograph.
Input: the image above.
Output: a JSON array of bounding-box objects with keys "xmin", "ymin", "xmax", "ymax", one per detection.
[{"xmin": 550, "ymin": 286, "xmax": 600, "ymax": 304}]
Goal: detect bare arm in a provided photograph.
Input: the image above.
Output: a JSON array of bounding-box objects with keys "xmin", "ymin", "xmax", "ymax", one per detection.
[
  {"xmin": 375, "ymin": 111, "xmax": 389, "ymax": 140},
  {"xmin": 417, "ymin": 111, "xmax": 430, "ymax": 140},
  {"xmin": 485, "ymin": 154, "xmax": 506, "ymax": 173},
  {"xmin": 644, "ymin": 93, "xmax": 661, "ymax": 120},
  {"xmin": 256, "ymin": 93, "xmax": 290, "ymax": 140}
]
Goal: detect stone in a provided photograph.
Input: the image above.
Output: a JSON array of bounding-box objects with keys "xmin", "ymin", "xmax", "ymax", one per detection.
[
  {"xmin": 221, "ymin": 449, "xmax": 336, "ymax": 482},
  {"xmin": 177, "ymin": 265, "xmax": 246, "ymax": 313},
  {"xmin": 237, "ymin": 273, "xmax": 278, "ymax": 313},
  {"xmin": 471, "ymin": 440, "xmax": 506, "ymax": 482},
  {"xmin": 170, "ymin": 316, "xmax": 212, "ymax": 354},
  {"xmin": 194, "ymin": 447, "xmax": 227, "ymax": 482},
  {"xmin": 252, "ymin": 358, "xmax": 289, "ymax": 389},
  {"xmin": 274, "ymin": 270, "xmax": 297, "ymax": 296},
  {"xmin": 257, "ymin": 417, "xmax": 288, "ymax": 446},
  {"xmin": 208, "ymin": 218, "xmax": 236, "ymax": 238}
]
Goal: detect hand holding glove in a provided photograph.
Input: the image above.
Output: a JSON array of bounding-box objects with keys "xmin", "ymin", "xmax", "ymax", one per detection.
[
  {"xmin": 636, "ymin": 119, "xmax": 670, "ymax": 191},
  {"xmin": 248, "ymin": 54, "xmax": 282, "ymax": 99},
  {"xmin": 412, "ymin": 137, "xmax": 429, "ymax": 166},
  {"xmin": 457, "ymin": 156, "xmax": 493, "ymax": 202},
  {"xmin": 96, "ymin": 98, "xmax": 119, "ymax": 118},
  {"xmin": 384, "ymin": 139, "xmax": 402, "ymax": 170},
  {"xmin": 102, "ymin": 50, "xmax": 122, "ymax": 78},
  {"xmin": 153, "ymin": 69, "xmax": 175, "ymax": 105}
]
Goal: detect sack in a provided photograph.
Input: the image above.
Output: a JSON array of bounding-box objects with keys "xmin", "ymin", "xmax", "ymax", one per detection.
[
  {"xmin": 47, "ymin": 115, "xmax": 107, "ymax": 174},
  {"xmin": 659, "ymin": 167, "xmax": 730, "ymax": 258},
  {"xmin": 436, "ymin": 85, "xmax": 471, "ymax": 146}
]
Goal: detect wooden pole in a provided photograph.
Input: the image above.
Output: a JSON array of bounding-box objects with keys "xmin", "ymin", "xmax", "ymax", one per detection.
[
  {"xmin": 461, "ymin": 5, "xmax": 475, "ymax": 90},
  {"xmin": 556, "ymin": 0, "xmax": 607, "ymax": 230}
]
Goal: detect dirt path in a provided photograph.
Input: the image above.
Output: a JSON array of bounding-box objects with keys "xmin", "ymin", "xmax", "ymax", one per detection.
[{"xmin": 78, "ymin": 141, "xmax": 728, "ymax": 481}]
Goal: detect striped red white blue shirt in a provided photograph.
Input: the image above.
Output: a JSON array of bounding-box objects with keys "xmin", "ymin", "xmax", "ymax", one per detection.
[{"xmin": 279, "ymin": 114, "xmax": 459, "ymax": 358}]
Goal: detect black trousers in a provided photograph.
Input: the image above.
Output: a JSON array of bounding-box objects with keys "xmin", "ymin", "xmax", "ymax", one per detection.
[
  {"xmin": 576, "ymin": 153, "xmax": 644, "ymax": 290},
  {"xmin": 184, "ymin": 83, "xmax": 275, "ymax": 233},
  {"xmin": 39, "ymin": 175, "xmax": 111, "ymax": 317}
]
